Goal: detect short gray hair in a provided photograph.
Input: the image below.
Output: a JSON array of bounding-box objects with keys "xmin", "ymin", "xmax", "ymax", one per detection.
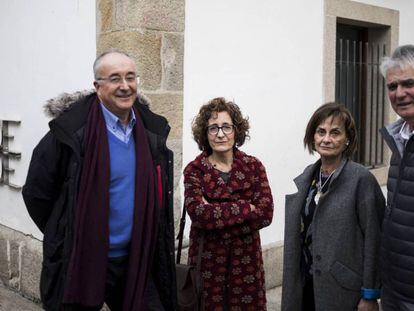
[
  {"xmin": 93, "ymin": 49, "xmax": 132, "ymax": 79},
  {"xmin": 380, "ymin": 44, "xmax": 414, "ymax": 77}
]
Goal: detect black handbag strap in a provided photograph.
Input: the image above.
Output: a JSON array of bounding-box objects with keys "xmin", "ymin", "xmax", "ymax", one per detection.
[
  {"xmin": 176, "ymin": 202, "xmax": 204, "ymax": 265},
  {"xmin": 176, "ymin": 202, "xmax": 187, "ymax": 264},
  {"xmin": 176, "ymin": 201, "xmax": 205, "ymax": 309}
]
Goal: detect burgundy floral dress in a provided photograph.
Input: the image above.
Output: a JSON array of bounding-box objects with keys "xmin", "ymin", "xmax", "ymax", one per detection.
[{"xmin": 184, "ymin": 149, "xmax": 274, "ymax": 311}]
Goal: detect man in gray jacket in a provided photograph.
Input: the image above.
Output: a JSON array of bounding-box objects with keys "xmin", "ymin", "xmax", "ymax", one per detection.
[{"xmin": 380, "ymin": 44, "xmax": 414, "ymax": 310}]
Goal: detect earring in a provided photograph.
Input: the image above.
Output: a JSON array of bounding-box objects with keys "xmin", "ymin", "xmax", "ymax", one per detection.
[{"xmin": 346, "ymin": 141, "xmax": 350, "ymax": 146}]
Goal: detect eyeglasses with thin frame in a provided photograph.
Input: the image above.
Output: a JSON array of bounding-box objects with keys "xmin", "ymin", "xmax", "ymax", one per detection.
[
  {"xmin": 96, "ymin": 74, "xmax": 140, "ymax": 86},
  {"xmin": 207, "ymin": 124, "xmax": 235, "ymax": 136}
]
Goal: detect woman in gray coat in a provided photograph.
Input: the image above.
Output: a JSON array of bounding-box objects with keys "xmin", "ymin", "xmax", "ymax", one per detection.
[{"xmin": 282, "ymin": 103, "xmax": 385, "ymax": 311}]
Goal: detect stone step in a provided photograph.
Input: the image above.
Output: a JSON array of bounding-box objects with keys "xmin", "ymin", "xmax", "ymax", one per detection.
[
  {"xmin": 266, "ymin": 286, "xmax": 282, "ymax": 311},
  {"xmin": 0, "ymin": 281, "xmax": 42, "ymax": 311}
]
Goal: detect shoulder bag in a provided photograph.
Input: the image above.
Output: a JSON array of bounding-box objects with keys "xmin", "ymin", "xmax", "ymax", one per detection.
[{"xmin": 176, "ymin": 202, "xmax": 204, "ymax": 311}]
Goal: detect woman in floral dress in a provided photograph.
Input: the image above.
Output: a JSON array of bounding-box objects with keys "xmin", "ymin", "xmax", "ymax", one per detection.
[{"xmin": 184, "ymin": 97, "xmax": 274, "ymax": 310}]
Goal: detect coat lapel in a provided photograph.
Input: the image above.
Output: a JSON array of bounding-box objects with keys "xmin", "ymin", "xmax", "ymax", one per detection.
[
  {"xmin": 285, "ymin": 161, "xmax": 319, "ymax": 223},
  {"xmin": 324, "ymin": 157, "xmax": 348, "ymax": 193}
]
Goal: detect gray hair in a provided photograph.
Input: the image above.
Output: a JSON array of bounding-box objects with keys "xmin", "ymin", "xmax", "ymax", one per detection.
[
  {"xmin": 380, "ymin": 44, "xmax": 414, "ymax": 77},
  {"xmin": 93, "ymin": 49, "xmax": 132, "ymax": 79}
]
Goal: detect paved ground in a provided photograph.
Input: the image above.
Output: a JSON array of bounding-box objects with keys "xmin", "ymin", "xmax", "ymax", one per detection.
[
  {"xmin": 0, "ymin": 282, "xmax": 42, "ymax": 311},
  {"xmin": 267, "ymin": 286, "xmax": 282, "ymax": 310},
  {"xmin": 0, "ymin": 281, "xmax": 282, "ymax": 311}
]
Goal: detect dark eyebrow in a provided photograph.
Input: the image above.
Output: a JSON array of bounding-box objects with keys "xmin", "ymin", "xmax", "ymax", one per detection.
[
  {"xmin": 402, "ymin": 78, "xmax": 414, "ymax": 84},
  {"xmin": 387, "ymin": 78, "xmax": 414, "ymax": 86}
]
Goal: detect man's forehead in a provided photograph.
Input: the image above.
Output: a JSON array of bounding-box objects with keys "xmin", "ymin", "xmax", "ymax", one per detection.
[
  {"xmin": 386, "ymin": 66, "xmax": 414, "ymax": 82},
  {"xmin": 97, "ymin": 53, "xmax": 136, "ymax": 73}
]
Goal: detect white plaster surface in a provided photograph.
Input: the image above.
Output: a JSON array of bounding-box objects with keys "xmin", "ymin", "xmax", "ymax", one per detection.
[
  {"xmin": 0, "ymin": 0, "xmax": 96, "ymax": 239},
  {"xmin": 1, "ymin": 0, "xmax": 414, "ymax": 246},
  {"xmin": 353, "ymin": 0, "xmax": 413, "ymax": 46},
  {"xmin": 183, "ymin": 0, "xmax": 325, "ymax": 244},
  {"xmin": 183, "ymin": 0, "xmax": 414, "ymax": 245}
]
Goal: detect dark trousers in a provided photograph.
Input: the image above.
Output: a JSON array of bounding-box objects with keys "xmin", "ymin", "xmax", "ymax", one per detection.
[
  {"xmin": 63, "ymin": 256, "xmax": 164, "ymax": 311},
  {"xmin": 302, "ymin": 278, "xmax": 315, "ymax": 311},
  {"xmin": 381, "ymin": 286, "xmax": 414, "ymax": 311}
]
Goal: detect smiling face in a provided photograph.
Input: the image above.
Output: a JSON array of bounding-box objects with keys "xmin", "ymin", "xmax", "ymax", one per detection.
[
  {"xmin": 207, "ymin": 111, "xmax": 235, "ymax": 156},
  {"xmin": 314, "ymin": 116, "xmax": 348, "ymax": 161},
  {"xmin": 93, "ymin": 52, "xmax": 138, "ymax": 123},
  {"xmin": 386, "ymin": 66, "xmax": 414, "ymax": 128}
]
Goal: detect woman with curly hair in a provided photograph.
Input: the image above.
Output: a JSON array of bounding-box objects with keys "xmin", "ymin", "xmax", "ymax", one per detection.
[{"xmin": 183, "ymin": 97, "xmax": 274, "ymax": 310}]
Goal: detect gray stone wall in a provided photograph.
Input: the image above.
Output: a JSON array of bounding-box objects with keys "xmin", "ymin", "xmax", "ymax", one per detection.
[
  {"xmin": 0, "ymin": 223, "xmax": 42, "ymax": 303},
  {"xmin": 0, "ymin": 222, "xmax": 283, "ymax": 302},
  {"xmin": 96, "ymin": 0, "xmax": 185, "ymax": 228}
]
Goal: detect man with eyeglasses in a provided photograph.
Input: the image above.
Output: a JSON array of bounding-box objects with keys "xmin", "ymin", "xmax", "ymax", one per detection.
[
  {"xmin": 22, "ymin": 50, "xmax": 177, "ymax": 310},
  {"xmin": 380, "ymin": 45, "xmax": 414, "ymax": 310}
]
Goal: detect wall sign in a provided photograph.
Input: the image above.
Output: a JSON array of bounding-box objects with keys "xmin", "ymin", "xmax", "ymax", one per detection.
[{"xmin": 0, "ymin": 120, "xmax": 21, "ymax": 190}]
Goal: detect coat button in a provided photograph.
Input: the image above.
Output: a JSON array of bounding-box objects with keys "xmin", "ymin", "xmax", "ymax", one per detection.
[
  {"xmin": 315, "ymin": 269, "xmax": 321, "ymax": 276},
  {"xmin": 315, "ymin": 255, "xmax": 321, "ymax": 261}
]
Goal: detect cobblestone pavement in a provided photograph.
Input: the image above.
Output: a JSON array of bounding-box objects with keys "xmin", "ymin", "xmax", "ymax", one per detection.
[{"xmin": 0, "ymin": 282, "xmax": 42, "ymax": 311}]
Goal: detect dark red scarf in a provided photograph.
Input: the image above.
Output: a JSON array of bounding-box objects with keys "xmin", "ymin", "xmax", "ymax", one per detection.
[{"xmin": 63, "ymin": 99, "xmax": 160, "ymax": 310}]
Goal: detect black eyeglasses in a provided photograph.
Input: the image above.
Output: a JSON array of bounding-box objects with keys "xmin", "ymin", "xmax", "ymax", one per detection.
[{"xmin": 207, "ymin": 124, "xmax": 234, "ymax": 135}]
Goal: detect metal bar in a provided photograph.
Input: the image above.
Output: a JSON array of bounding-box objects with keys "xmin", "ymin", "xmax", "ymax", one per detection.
[
  {"xmin": 358, "ymin": 41, "xmax": 363, "ymax": 164},
  {"xmin": 352, "ymin": 40, "xmax": 356, "ymax": 124},
  {"xmin": 381, "ymin": 44, "xmax": 386, "ymax": 165},
  {"xmin": 369, "ymin": 43, "xmax": 374, "ymax": 168},
  {"xmin": 339, "ymin": 39, "xmax": 343, "ymax": 101},
  {"xmin": 345, "ymin": 40, "xmax": 350, "ymax": 106},
  {"xmin": 373, "ymin": 44, "xmax": 379, "ymax": 167}
]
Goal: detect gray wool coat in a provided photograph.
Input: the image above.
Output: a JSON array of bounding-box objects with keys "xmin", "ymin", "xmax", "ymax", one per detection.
[{"xmin": 281, "ymin": 158, "xmax": 385, "ymax": 311}]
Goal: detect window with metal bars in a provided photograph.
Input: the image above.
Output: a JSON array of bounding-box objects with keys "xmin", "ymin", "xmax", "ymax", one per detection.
[{"xmin": 335, "ymin": 23, "xmax": 387, "ymax": 168}]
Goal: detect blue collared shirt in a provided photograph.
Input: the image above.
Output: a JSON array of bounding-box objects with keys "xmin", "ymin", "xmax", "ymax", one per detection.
[{"xmin": 100, "ymin": 103, "xmax": 136, "ymax": 143}]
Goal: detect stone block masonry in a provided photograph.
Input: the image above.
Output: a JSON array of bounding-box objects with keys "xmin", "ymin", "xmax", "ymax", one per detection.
[
  {"xmin": 0, "ymin": 223, "xmax": 41, "ymax": 304},
  {"xmin": 96, "ymin": 0, "xmax": 185, "ymax": 230}
]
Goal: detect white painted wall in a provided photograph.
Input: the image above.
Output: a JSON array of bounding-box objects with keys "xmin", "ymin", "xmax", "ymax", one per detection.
[
  {"xmin": 353, "ymin": 0, "xmax": 414, "ymax": 46},
  {"xmin": 183, "ymin": 0, "xmax": 414, "ymax": 245},
  {"xmin": 2, "ymin": 0, "xmax": 413, "ymax": 245},
  {"xmin": 0, "ymin": 0, "xmax": 96, "ymax": 239},
  {"xmin": 183, "ymin": 0, "xmax": 325, "ymax": 244}
]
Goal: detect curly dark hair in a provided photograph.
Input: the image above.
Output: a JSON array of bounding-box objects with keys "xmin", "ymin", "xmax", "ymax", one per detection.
[
  {"xmin": 304, "ymin": 102, "xmax": 357, "ymax": 158},
  {"xmin": 192, "ymin": 97, "xmax": 250, "ymax": 153}
]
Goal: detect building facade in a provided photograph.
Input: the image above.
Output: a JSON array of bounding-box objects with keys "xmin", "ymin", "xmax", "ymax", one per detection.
[{"xmin": 1, "ymin": 0, "xmax": 414, "ymax": 306}]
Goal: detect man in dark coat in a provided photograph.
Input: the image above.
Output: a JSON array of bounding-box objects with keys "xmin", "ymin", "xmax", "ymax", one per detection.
[
  {"xmin": 380, "ymin": 44, "xmax": 414, "ymax": 310},
  {"xmin": 22, "ymin": 50, "xmax": 177, "ymax": 310}
]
